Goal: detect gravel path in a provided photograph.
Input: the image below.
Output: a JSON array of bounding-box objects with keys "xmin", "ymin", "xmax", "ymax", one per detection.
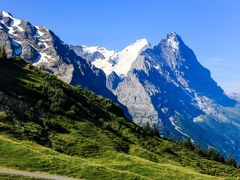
[{"xmin": 0, "ymin": 168, "xmax": 81, "ymax": 180}]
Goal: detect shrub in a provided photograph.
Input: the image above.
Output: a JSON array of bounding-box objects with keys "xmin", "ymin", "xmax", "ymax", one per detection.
[
  {"xmin": 0, "ymin": 112, "xmax": 8, "ymax": 119},
  {"xmin": 43, "ymin": 118, "xmax": 68, "ymax": 133},
  {"xmin": 182, "ymin": 138, "xmax": 194, "ymax": 150},
  {"xmin": 66, "ymin": 105, "xmax": 77, "ymax": 117},
  {"xmin": 23, "ymin": 122, "xmax": 44, "ymax": 142},
  {"xmin": 162, "ymin": 147, "xmax": 176, "ymax": 155},
  {"xmin": 48, "ymin": 88, "xmax": 67, "ymax": 112}
]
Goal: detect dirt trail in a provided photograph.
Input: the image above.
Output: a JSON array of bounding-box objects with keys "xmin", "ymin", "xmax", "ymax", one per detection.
[{"xmin": 0, "ymin": 168, "xmax": 81, "ymax": 180}]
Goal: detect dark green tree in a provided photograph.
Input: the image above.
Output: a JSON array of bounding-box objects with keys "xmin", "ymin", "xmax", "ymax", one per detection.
[
  {"xmin": 226, "ymin": 155, "xmax": 237, "ymax": 167},
  {"xmin": 183, "ymin": 138, "xmax": 194, "ymax": 150},
  {"xmin": 144, "ymin": 122, "xmax": 152, "ymax": 135},
  {"xmin": 152, "ymin": 126, "xmax": 160, "ymax": 137},
  {"xmin": 194, "ymin": 143, "xmax": 202, "ymax": 155},
  {"xmin": 203, "ymin": 148, "xmax": 225, "ymax": 163},
  {"xmin": 0, "ymin": 47, "xmax": 7, "ymax": 59}
]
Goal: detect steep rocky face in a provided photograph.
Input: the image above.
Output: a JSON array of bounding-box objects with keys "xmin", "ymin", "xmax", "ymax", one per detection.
[
  {"xmin": 75, "ymin": 32, "xmax": 240, "ymax": 160},
  {"xmin": 154, "ymin": 33, "xmax": 234, "ymax": 106},
  {"xmin": 106, "ymin": 71, "xmax": 123, "ymax": 91},
  {"xmin": 116, "ymin": 33, "xmax": 236, "ymax": 125},
  {"xmin": 115, "ymin": 33, "xmax": 240, "ymax": 159},
  {"xmin": 0, "ymin": 11, "xmax": 119, "ymax": 102}
]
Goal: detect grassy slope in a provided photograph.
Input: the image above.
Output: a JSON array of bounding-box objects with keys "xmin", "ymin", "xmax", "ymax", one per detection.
[
  {"xmin": 0, "ymin": 135, "xmax": 217, "ymax": 180},
  {"xmin": 0, "ymin": 57, "xmax": 239, "ymax": 179}
]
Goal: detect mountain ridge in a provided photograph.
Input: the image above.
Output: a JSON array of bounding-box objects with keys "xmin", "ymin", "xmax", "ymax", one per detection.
[
  {"xmin": 72, "ymin": 32, "xmax": 240, "ymax": 161},
  {"xmin": 0, "ymin": 10, "xmax": 132, "ymax": 119},
  {"xmin": 0, "ymin": 11, "xmax": 112, "ymax": 98},
  {"xmin": 71, "ymin": 38, "xmax": 151, "ymax": 77}
]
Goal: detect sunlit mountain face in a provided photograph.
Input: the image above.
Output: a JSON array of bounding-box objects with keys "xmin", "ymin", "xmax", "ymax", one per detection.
[{"xmin": 72, "ymin": 33, "xmax": 240, "ymax": 161}]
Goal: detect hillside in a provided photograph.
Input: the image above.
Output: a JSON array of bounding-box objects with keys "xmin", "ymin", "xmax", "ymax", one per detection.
[{"xmin": 0, "ymin": 56, "xmax": 240, "ymax": 179}]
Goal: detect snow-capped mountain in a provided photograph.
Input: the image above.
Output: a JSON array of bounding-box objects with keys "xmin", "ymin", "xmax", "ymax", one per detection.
[
  {"xmin": 71, "ymin": 39, "xmax": 151, "ymax": 77},
  {"xmin": 0, "ymin": 11, "xmax": 129, "ymax": 111},
  {"xmin": 0, "ymin": 11, "xmax": 110, "ymax": 98},
  {"xmin": 73, "ymin": 32, "xmax": 240, "ymax": 161},
  {"xmin": 69, "ymin": 45, "xmax": 115, "ymax": 64}
]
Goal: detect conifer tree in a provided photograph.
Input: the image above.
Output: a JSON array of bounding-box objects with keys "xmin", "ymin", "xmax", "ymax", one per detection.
[
  {"xmin": 226, "ymin": 155, "xmax": 237, "ymax": 167},
  {"xmin": 152, "ymin": 126, "xmax": 160, "ymax": 137},
  {"xmin": 144, "ymin": 122, "xmax": 151, "ymax": 135},
  {"xmin": 0, "ymin": 47, "xmax": 7, "ymax": 59},
  {"xmin": 183, "ymin": 138, "xmax": 194, "ymax": 150}
]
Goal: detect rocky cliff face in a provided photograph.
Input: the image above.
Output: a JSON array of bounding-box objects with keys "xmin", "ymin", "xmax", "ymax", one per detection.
[
  {"xmin": 74, "ymin": 32, "xmax": 240, "ymax": 160},
  {"xmin": 117, "ymin": 33, "xmax": 240, "ymax": 160},
  {"xmin": 0, "ymin": 11, "xmax": 121, "ymax": 103},
  {"xmin": 115, "ymin": 32, "xmax": 236, "ymax": 132}
]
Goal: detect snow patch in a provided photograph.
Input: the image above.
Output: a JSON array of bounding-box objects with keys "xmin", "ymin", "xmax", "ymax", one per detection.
[
  {"xmin": 1, "ymin": 11, "xmax": 24, "ymax": 35},
  {"xmin": 92, "ymin": 60, "xmax": 113, "ymax": 75},
  {"xmin": 167, "ymin": 33, "xmax": 179, "ymax": 51},
  {"xmin": 12, "ymin": 39, "xmax": 21, "ymax": 46},
  {"xmin": 193, "ymin": 116, "xmax": 204, "ymax": 122},
  {"xmin": 111, "ymin": 39, "xmax": 150, "ymax": 76},
  {"xmin": 161, "ymin": 107, "xmax": 168, "ymax": 114},
  {"xmin": 34, "ymin": 26, "xmax": 45, "ymax": 37},
  {"xmin": 82, "ymin": 45, "xmax": 115, "ymax": 60},
  {"xmin": 194, "ymin": 95, "xmax": 229, "ymax": 123},
  {"xmin": 90, "ymin": 39, "xmax": 150, "ymax": 76},
  {"xmin": 33, "ymin": 52, "xmax": 52, "ymax": 65},
  {"xmin": 154, "ymin": 64, "xmax": 160, "ymax": 70},
  {"xmin": 169, "ymin": 116, "xmax": 189, "ymax": 137}
]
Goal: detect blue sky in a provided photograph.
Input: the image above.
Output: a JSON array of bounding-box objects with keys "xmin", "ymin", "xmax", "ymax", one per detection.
[{"xmin": 1, "ymin": 0, "xmax": 240, "ymax": 93}]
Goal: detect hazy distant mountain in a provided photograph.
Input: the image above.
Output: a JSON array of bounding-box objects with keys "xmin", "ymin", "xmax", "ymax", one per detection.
[
  {"xmin": 228, "ymin": 92, "xmax": 240, "ymax": 102},
  {"xmin": 73, "ymin": 33, "xmax": 240, "ymax": 160}
]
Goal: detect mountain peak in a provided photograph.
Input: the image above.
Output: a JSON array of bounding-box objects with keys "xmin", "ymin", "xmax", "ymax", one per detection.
[
  {"xmin": 166, "ymin": 32, "xmax": 182, "ymax": 51},
  {"xmin": 135, "ymin": 38, "xmax": 150, "ymax": 44},
  {"xmin": 167, "ymin": 31, "xmax": 178, "ymax": 37},
  {"xmin": 130, "ymin": 38, "xmax": 150, "ymax": 49},
  {"xmin": 0, "ymin": 10, "xmax": 24, "ymax": 39},
  {"xmin": 81, "ymin": 45, "xmax": 115, "ymax": 58},
  {"xmin": 74, "ymin": 39, "xmax": 151, "ymax": 77},
  {"xmin": 1, "ymin": 11, "xmax": 14, "ymax": 18},
  {"xmin": 108, "ymin": 39, "xmax": 151, "ymax": 76}
]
